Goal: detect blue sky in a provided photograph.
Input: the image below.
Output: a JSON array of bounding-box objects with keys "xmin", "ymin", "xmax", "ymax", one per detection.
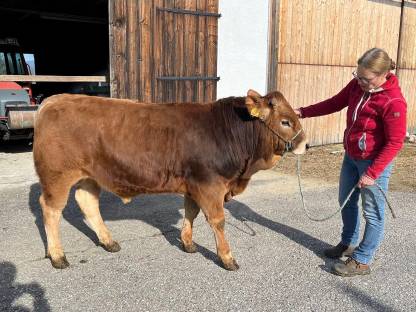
[{"xmin": 24, "ymin": 53, "xmax": 35, "ymax": 75}]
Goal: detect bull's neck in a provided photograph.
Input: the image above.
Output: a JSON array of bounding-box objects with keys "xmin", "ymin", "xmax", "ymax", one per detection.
[{"xmin": 211, "ymin": 97, "xmax": 275, "ymax": 170}]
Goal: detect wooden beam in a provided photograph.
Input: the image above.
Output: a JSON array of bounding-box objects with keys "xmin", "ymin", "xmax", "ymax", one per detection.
[
  {"xmin": 0, "ymin": 75, "xmax": 107, "ymax": 83},
  {"xmin": 267, "ymin": 0, "xmax": 279, "ymax": 93},
  {"xmin": 0, "ymin": 6, "xmax": 106, "ymax": 24}
]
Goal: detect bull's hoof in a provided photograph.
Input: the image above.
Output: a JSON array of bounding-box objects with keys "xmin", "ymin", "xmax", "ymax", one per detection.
[
  {"xmin": 223, "ymin": 259, "xmax": 240, "ymax": 271},
  {"xmin": 50, "ymin": 256, "xmax": 70, "ymax": 269},
  {"xmin": 101, "ymin": 241, "xmax": 121, "ymax": 253},
  {"xmin": 182, "ymin": 242, "xmax": 197, "ymax": 253}
]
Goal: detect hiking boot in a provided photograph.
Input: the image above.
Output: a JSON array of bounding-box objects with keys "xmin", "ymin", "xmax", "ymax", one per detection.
[
  {"xmin": 333, "ymin": 257, "xmax": 371, "ymax": 277},
  {"xmin": 324, "ymin": 242, "xmax": 355, "ymax": 258}
]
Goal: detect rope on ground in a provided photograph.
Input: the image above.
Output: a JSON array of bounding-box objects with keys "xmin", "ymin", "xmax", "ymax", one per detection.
[
  {"xmin": 227, "ymin": 217, "xmax": 256, "ymax": 236},
  {"xmin": 295, "ymin": 155, "xmax": 396, "ymax": 221}
]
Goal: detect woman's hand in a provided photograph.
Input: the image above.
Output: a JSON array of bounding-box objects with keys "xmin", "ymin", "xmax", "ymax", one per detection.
[
  {"xmin": 358, "ymin": 174, "xmax": 375, "ymax": 188},
  {"xmin": 294, "ymin": 108, "xmax": 302, "ymax": 118}
]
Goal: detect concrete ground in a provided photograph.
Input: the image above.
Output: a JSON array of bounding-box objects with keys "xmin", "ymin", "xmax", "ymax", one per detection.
[{"xmin": 0, "ymin": 142, "xmax": 415, "ymax": 312}]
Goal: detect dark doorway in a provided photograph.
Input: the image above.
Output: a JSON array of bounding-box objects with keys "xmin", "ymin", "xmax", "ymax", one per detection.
[{"xmin": 0, "ymin": 0, "xmax": 109, "ymax": 98}]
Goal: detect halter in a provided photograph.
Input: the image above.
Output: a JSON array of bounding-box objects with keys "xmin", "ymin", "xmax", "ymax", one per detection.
[{"xmin": 261, "ymin": 121, "xmax": 303, "ymax": 152}]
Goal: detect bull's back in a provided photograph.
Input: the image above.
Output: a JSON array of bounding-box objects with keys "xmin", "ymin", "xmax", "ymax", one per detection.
[
  {"xmin": 33, "ymin": 94, "xmax": 217, "ymax": 194},
  {"xmin": 36, "ymin": 93, "xmax": 213, "ymax": 147}
]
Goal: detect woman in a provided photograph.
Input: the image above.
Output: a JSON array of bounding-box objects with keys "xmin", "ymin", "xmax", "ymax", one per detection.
[{"xmin": 295, "ymin": 48, "xmax": 407, "ymax": 277}]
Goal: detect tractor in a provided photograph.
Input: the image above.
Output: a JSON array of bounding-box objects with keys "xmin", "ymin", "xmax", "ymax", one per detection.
[{"xmin": 0, "ymin": 38, "xmax": 39, "ymax": 141}]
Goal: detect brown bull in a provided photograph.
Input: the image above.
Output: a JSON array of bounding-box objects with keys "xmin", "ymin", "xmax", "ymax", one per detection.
[{"xmin": 33, "ymin": 89, "xmax": 307, "ymax": 270}]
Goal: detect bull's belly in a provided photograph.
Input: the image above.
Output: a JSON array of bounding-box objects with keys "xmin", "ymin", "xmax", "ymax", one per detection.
[
  {"xmin": 91, "ymin": 174, "xmax": 187, "ymax": 198},
  {"xmin": 112, "ymin": 184, "xmax": 186, "ymax": 197}
]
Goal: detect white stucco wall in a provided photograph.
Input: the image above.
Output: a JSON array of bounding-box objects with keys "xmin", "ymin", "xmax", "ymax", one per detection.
[{"xmin": 217, "ymin": 0, "xmax": 269, "ymax": 99}]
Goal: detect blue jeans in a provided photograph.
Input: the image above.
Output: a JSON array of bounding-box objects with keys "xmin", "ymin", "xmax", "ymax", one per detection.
[{"xmin": 338, "ymin": 154, "xmax": 393, "ymax": 264}]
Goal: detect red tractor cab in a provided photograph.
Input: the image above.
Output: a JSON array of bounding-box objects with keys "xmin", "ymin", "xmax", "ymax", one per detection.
[
  {"xmin": 0, "ymin": 38, "xmax": 39, "ymax": 141},
  {"xmin": 0, "ymin": 38, "xmax": 38, "ymax": 103}
]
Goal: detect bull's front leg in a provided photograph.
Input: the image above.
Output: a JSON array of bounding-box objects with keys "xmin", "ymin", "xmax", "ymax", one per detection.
[
  {"xmin": 208, "ymin": 211, "xmax": 239, "ymax": 271},
  {"xmin": 192, "ymin": 186, "xmax": 239, "ymax": 271}
]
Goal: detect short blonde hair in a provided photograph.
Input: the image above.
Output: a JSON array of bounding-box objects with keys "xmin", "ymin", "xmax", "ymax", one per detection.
[{"xmin": 357, "ymin": 48, "xmax": 396, "ymax": 74}]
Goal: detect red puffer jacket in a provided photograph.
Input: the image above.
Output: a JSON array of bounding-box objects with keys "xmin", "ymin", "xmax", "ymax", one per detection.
[{"xmin": 300, "ymin": 73, "xmax": 407, "ymax": 179}]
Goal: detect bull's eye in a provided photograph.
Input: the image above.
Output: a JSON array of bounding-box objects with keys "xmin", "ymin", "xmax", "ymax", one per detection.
[{"xmin": 281, "ymin": 120, "xmax": 290, "ymax": 127}]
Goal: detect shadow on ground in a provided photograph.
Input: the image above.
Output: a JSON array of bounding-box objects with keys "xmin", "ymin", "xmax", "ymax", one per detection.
[
  {"xmin": 29, "ymin": 183, "xmax": 334, "ymax": 271},
  {"xmin": 0, "ymin": 261, "xmax": 51, "ymax": 311},
  {"xmin": 224, "ymin": 199, "xmax": 335, "ymax": 271},
  {"xmin": 336, "ymin": 281, "xmax": 398, "ymax": 311},
  {"xmin": 0, "ymin": 140, "xmax": 33, "ymax": 153}
]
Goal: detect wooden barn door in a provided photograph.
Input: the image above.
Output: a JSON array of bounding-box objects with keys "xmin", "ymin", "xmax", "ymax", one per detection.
[
  {"xmin": 109, "ymin": 0, "xmax": 220, "ymax": 103},
  {"xmin": 268, "ymin": 0, "xmax": 411, "ymax": 146}
]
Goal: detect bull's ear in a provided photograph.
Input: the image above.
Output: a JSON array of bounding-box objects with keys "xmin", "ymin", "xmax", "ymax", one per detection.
[
  {"xmin": 269, "ymin": 97, "xmax": 279, "ymax": 108},
  {"xmin": 246, "ymin": 89, "xmax": 270, "ymax": 121},
  {"xmin": 247, "ymin": 89, "xmax": 262, "ymax": 99}
]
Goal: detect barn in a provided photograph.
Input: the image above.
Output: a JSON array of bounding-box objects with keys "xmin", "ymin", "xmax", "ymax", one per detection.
[{"xmin": 0, "ymin": 0, "xmax": 414, "ymax": 145}]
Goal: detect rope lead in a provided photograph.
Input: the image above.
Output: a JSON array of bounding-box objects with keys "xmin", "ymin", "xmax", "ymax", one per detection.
[{"xmin": 295, "ymin": 155, "xmax": 396, "ymax": 221}]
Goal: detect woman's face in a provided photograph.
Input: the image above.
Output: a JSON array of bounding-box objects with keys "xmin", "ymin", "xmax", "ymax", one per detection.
[{"xmin": 353, "ymin": 66, "xmax": 388, "ymax": 92}]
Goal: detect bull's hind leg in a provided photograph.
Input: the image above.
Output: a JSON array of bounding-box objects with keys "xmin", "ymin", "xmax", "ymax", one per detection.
[
  {"xmin": 181, "ymin": 195, "xmax": 201, "ymax": 253},
  {"xmin": 39, "ymin": 177, "xmax": 75, "ymax": 269},
  {"xmin": 192, "ymin": 185, "xmax": 239, "ymax": 271},
  {"xmin": 75, "ymin": 179, "xmax": 120, "ymax": 253}
]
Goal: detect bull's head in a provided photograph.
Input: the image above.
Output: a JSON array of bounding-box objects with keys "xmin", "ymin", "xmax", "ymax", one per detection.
[{"xmin": 245, "ymin": 89, "xmax": 308, "ymax": 155}]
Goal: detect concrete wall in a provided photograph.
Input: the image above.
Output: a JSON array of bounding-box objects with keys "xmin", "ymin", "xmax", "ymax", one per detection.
[{"xmin": 217, "ymin": 0, "xmax": 269, "ymax": 99}]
